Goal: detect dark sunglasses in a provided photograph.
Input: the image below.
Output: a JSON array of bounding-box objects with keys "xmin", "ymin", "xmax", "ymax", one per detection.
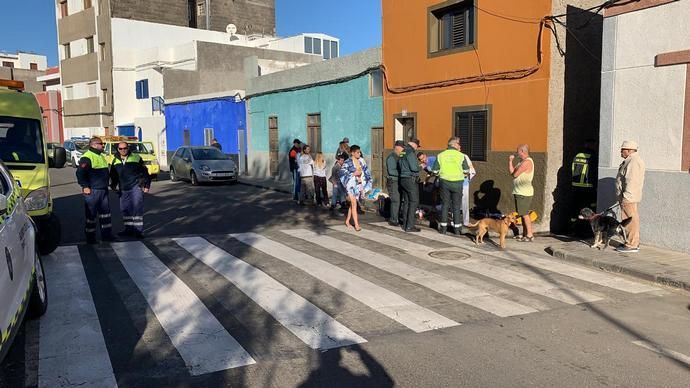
[
  {"xmin": 118, "ymin": 147, "xmax": 128, "ymax": 150},
  {"xmin": 93, "ymin": 142, "xmax": 103, "ymax": 145}
]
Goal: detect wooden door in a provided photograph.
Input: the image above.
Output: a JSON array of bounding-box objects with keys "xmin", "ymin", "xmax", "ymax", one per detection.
[
  {"xmin": 268, "ymin": 116, "xmax": 279, "ymax": 177},
  {"xmin": 371, "ymin": 127, "xmax": 384, "ymax": 188}
]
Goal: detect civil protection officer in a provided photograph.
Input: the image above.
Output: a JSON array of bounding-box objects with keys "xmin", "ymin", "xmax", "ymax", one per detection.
[
  {"xmin": 571, "ymin": 139, "xmax": 597, "ymax": 235},
  {"xmin": 432, "ymin": 137, "xmax": 470, "ymax": 235},
  {"xmin": 385, "ymin": 140, "xmax": 404, "ymax": 226},
  {"xmin": 399, "ymin": 138, "xmax": 421, "ymax": 233},
  {"xmin": 76, "ymin": 136, "xmax": 113, "ymax": 243},
  {"xmin": 110, "ymin": 141, "xmax": 151, "ymax": 238}
]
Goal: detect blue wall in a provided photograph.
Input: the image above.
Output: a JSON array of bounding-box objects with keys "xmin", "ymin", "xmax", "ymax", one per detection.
[
  {"xmin": 248, "ymin": 74, "xmax": 382, "ymax": 157},
  {"xmin": 165, "ymin": 98, "xmax": 246, "ymax": 154}
]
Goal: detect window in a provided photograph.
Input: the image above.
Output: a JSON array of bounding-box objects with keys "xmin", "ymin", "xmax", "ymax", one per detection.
[
  {"xmin": 313, "ymin": 38, "xmax": 322, "ymax": 55},
  {"xmin": 188, "ymin": 0, "xmax": 197, "ymax": 28},
  {"xmin": 183, "ymin": 129, "xmax": 191, "ymax": 146},
  {"xmin": 60, "ymin": 1, "xmax": 68, "ymax": 17},
  {"xmin": 197, "ymin": 1, "xmax": 205, "ymax": 15},
  {"xmin": 99, "ymin": 42, "xmax": 106, "ymax": 61},
  {"xmin": 63, "ymin": 43, "xmax": 71, "ymax": 59},
  {"xmin": 454, "ymin": 108, "xmax": 488, "ymax": 161},
  {"xmin": 204, "ymin": 128, "xmax": 214, "ymax": 146},
  {"xmin": 369, "ymin": 69, "xmax": 383, "ymax": 97},
  {"xmin": 152, "ymin": 96, "xmax": 164, "ymax": 113},
  {"xmin": 429, "ymin": 0, "xmax": 475, "ymax": 55},
  {"xmin": 331, "ymin": 41, "xmax": 338, "ymax": 58},
  {"xmin": 323, "ymin": 39, "xmax": 331, "ymax": 59},
  {"xmin": 84, "ymin": 0, "xmax": 92, "ymax": 9},
  {"xmin": 307, "ymin": 113, "xmax": 321, "ymax": 153},
  {"xmin": 87, "ymin": 82, "xmax": 97, "ymax": 97},
  {"xmin": 30, "ymin": 63, "xmax": 38, "ymax": 70},
  {"xmin": 101, "ymin": 88, "xmax": 108, "ymax": 106},
  {"xmin": 86, "ymin": 37, "xmax": 95, "ymax": 54},
  {"xmin": 64, "ymin": 86, "xmax": 73, "ymax": 100},
  {"xmin": 304, "ymin": 36, "xmax": 313, "ymax": 54},
  {"xmin": 135, "ymin": 79, "xmax": 149, "ymax": 99},
  {"xmin": 1, "ymin": 62, "xmax": 13, "ymax": 68}
]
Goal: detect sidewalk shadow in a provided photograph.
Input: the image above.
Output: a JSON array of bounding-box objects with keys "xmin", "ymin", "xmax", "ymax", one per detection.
[{"xmin": 298, "ymin": 345, "xmax": 395, "ymax": 388}]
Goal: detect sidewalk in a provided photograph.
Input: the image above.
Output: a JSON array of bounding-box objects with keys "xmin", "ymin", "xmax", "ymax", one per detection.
[{"xmin": 239, "ymin": 175, "xmax": 690, "ymax": 292}]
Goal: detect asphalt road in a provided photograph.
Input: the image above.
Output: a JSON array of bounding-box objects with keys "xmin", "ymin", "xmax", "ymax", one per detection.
[{"xmin": 1, "ymin": 167, "xmax": 690, "ymax": 387}]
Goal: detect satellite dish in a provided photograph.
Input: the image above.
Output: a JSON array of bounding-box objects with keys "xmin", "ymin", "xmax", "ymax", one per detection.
[{"xmin": 226, "ymin": 24, "xmax": 237, "ymax": 35}]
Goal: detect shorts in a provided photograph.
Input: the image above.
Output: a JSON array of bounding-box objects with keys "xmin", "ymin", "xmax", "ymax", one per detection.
[{"xmin": 514, "ymin": 194, "xmax": 533, "ymax": 216}]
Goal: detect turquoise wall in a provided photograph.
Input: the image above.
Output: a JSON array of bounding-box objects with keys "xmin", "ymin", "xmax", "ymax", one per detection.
[{"xmin": 248, "ymin": 74, "xmax": 382, "ymax": 157}]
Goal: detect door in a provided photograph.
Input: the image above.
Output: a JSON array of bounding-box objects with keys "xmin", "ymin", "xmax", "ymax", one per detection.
[
  {"xmin": 268, "ymin": 116, "xmax": 279, "ymax": 177},
  {"xmin": 237, "ymin": 128, "xmax": 247, "ymax": 176},
  {"xmin": 371, "ymin": 127, "xmax": 384, "ymax": 188}
]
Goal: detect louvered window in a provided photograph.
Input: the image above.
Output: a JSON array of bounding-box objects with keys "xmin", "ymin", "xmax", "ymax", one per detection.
[
  {"xmin": 455, "ymin": 110, "xmax": 487, "ymax": 161},
  {"xmin": 431, "ymin": 1, "xmax": 475, "ymax": 53}
]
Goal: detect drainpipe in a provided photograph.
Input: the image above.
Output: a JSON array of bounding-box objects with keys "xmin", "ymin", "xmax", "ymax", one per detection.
[{"xmin": 206, "ymin": 0, "xmax": 210, "ymax": 30}]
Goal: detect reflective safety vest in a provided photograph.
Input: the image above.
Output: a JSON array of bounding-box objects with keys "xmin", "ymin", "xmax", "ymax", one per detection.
[
  {"xmin": 571, "ymin": 152, "xmax": 593, "ymax": 188},
  {"xmin": 437, "ymin": 148, "xmax": 465, "ymax": 182},
  {"xmin": 111, "ymin": 153, "xmax": 142, "ymax": 166},
  {"xmin": 82, "ymin": 150, "xmax": 109, "ymax": 170}
]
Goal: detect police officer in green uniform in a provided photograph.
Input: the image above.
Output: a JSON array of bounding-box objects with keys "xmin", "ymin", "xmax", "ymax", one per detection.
[
  {"xmin": 385, "ymin": 140, "xmax": 405, "ymax": 226},
  {"xmin": 433, "ymin": 136, "xmax": 470, "ymax": 234},
  {"xmin": 76, "ymin": 136, "xmax": 113, "ymax": 244},
  {"xmin": 571, "ymin": 140, "xmax": 598, "ymax": 234}
]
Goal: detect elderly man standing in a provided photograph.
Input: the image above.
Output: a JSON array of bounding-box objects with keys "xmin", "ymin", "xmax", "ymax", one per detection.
[{"xmin": 615, "ymin": 140, "xmax": 645, "ymax": 253}]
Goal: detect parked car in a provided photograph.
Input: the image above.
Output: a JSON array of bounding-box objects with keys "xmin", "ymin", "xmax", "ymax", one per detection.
[
  {"xmin": 63, "ymin": 137, "xmax": 90, "ymax": 168},
  {"xmin": 0, "ymin": 160, "xmax": 48, "ymax": 364},
  {"xmin": 101, "ymin": 136, "xmax": 160, "ymax": 179},
  {"xmin": 46, "ymin": 142, "xmax": 65, "ymax": 168},
  {"xmin": 169, "ymin": 146, "xmax": 238, "ymax": 185}
]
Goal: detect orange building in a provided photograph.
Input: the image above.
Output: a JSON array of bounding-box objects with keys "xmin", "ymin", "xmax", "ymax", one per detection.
[{"xmin": 382, "ymin": 0, "xmax": 604, "ymax": 229}]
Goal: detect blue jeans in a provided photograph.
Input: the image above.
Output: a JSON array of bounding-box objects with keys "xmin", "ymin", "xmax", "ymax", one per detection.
[{"xmin": 292, "ymin": 169, "xmax": 301, "ymax": 200}]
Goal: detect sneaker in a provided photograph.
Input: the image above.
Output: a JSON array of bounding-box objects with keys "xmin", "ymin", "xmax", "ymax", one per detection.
[
  {"xmin": 616, "ymin": 246, "xmax": 639, "ymax": 253},
  {"xmin": 388, "ymin": 220, "xmax": 399, "ymax": 226},
  {"xmin": 437, "ymin": 224, "xmax": 447, "ymax": 235},
  {"xmin": 404, "ymin": 227, "xmax": 421, "ymax": 233}
]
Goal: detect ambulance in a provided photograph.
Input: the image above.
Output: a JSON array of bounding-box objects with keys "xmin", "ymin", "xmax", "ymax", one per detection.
[
  {"xmin": 0, "ymin": 79, "xmax": 64, "ymax": 254},
  {"xmin": 101, "ymin": 136, "xmax": 160, "ymax": 179}
]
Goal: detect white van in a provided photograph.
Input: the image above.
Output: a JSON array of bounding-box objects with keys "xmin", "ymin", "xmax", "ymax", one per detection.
[{"xmin": 0, "ymin": 160, "xmax": 48, "ymax": 363}]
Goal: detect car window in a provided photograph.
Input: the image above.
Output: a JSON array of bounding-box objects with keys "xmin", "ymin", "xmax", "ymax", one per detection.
[
  {"xmin": 0, "ymin": 166, "xmax": 9, "ymax": 196},
  {"xmin": 181, "ymin": 148, "xmax": 190, "ymax": 159},
  {"xmin": 191, "ymin": 148, "xmax": 228, "ymax": 160},
  {"xmin": 0, "ymin": 116, "xmax": 45, "ymax": 163}
]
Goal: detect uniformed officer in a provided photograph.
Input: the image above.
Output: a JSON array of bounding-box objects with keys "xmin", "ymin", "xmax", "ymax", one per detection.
[
  {"xmin": 385, "ymin": 140, "xmax": 404, "ymax": 226},
  {"xmin": 110, "ymin": 141, "xmax": 151, "ymax": 238},
  {"xmin": 571, "ymin": 140, "xmax": 598, "ymax": 235},
  {"xmin": 432, "ymin": 137, "xmax": 470, "ymax": 235},
  {"xmin": 76, "ymin": 136, "xmax": 112, "ymax": 243}
]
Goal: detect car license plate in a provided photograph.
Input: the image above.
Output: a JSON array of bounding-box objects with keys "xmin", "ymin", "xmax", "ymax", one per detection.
[{"xmin": 215, "ymin": 173, "xmax": 232, "ymax": 177}]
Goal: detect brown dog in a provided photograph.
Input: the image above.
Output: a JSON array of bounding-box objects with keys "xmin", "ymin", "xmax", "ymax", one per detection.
[{"xmin": 467, "ymin": 214, "xmax": 518, "ymax": 249}]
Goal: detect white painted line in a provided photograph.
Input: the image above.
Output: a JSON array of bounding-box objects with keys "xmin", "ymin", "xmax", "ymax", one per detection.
[
  {"xmin": 371, "ymin": 223, "xmax": 603, "ymax": 305},
  {"xmin": 289, "ymin": 229, "xmax": 537, "ymax": 317},
  {"xmin": 174, "ymin": 237, "xmax": 366, "ymax": 350},
  {"xmin": 371, "ymin": 222, "xmax": 659, "ymax": 294},
  {"xmin": 39, "ymin": 246, "xmax": 118, "ymax": 388},
  {"xmin": 632, "ymin": 340, "xmax": 690, "ymax": 366},
  {"xmin": 230, "ymin": 233, "xmax": 459, "ymax": 332},
  {"xmin": 111, "ymin": 242, "xmax": 255, "ymax": 375}
]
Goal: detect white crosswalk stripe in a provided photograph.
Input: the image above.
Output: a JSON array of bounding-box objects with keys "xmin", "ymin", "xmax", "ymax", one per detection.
[
  {"xmin": 110, "ymin": 241, "xmax": 256, "ymax": 375},
  {"xmin": 284, "ymin": 229, "xmax": 538, "ymax": 317},
  {"xmin": 369, "ymin": 222, "xmax": 659, "ymax": 294},
  {"xmin": 174, "ymin": 236, "xmax": 367, "ymax": 350},
  {"xmin": 230, "ymin": 232, "xmax": 460, "ymax": 332},
  {"xmin": 39, "ymin": 246, "xmax": 118, "ymax": 388}
]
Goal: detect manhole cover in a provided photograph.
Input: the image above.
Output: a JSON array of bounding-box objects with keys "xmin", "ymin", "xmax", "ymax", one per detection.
[{"xmin": 428, "ymin": 250, "xmax": 471, "ymax": 260}]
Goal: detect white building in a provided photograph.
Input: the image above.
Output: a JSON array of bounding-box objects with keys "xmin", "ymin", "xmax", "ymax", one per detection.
[
  {"xmin": 598, "ymin": 0, "xmax": 690, "ymax": 252},
  {"xmin": 0, "ymin": 51, "xmax": 48, "ymax": 70}
]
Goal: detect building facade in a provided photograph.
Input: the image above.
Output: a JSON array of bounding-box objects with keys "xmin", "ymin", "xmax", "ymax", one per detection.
[
  {"xmin": 55, "ymin": 0, "xmax": 276, "ymax": 138},
  {"xmin": 246, "ymin": 48, "xmax": 383, "ymax": 182},
  {"xmin": 0, "ymin": 51, "xmax": 47, "ymax": 71},
  {"xmin": 597, "ymin": 0, "xmax": 690, "ymax": 252}
]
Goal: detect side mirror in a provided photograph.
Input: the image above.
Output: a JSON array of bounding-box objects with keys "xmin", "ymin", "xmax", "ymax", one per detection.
[
  {"xmin": 53, "ymin": 147, "xmax": 67, "ymax": 168},
  {"xmin": 0, "ymin": 194, "xmax": 7, "ymax": 216}
]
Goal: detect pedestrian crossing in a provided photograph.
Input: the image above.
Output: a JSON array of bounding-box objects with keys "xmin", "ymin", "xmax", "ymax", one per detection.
[{"xmin": 35, "ymin": 224, "xmax": 660, "ymax": 384}]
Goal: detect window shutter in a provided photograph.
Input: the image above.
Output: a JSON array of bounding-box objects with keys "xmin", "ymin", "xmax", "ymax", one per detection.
[
  {"xmin": 451, "ymin": 11, "xmax": 466, "ymax": 48},
  {"xmin": 456, "ymin": 112, "xmax": 471, "ymax": 155},
  {"xmin": 470, "ymin": 111, "xmax": 487, "ymax": 161}
]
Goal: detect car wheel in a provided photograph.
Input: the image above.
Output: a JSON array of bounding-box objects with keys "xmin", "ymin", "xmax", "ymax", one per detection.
[
  {"xmin": 28, "ymin": 249, "xmax": 48, "ymax": 319},
  {"xmin": 170, "ymin": 167, "xmax": 178, "ymax": 182},
  {"xmin": 190, "ymin": 170, "xmax": 199, "ymax": 186}
]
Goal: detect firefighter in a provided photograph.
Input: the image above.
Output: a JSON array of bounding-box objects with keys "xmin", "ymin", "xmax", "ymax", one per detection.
[
  {"xmin": 110, "ymin": 141, "xmax": 151, "ymax": 238},
  {"xmin": 76, "ymin": 136, "xmax": 113, "ymax": 244}
]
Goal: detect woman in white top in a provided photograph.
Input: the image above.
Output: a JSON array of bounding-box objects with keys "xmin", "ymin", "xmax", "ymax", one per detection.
[
  {"xmin": 298, "ymin": 144, "xmax": 315, "ymax": 205},
  {"xmin": 313, "ymin": 152, "xmax": 329, "ymax": 207}
]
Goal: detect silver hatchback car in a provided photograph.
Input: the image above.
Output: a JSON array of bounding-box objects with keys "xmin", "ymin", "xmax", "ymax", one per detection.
[{"xmin": 169, "ymin": 146, "xmax": 238, "ymax": 185}]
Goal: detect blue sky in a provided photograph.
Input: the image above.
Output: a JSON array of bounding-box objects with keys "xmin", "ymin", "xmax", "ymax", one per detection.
[{"xmin": 0, "ymin": 0, "xmax": 381, "ymax": 67}]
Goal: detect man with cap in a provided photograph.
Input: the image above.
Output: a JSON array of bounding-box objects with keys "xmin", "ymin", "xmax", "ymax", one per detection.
[
  {"xmin": 399, "ymin": 138, "xmax": 421, "ymax": 232},
  {"xmin": 336, "ymin": 137, "xmax": 350, "ymax": 160},
  {"xmin": 385, "ymin": 140, "xmax": 405, "ymax": 225},
  {"xmin": 615, "ymin": 140, "xmax": 645, "ymax": 253},
  {"xmin": 289, "ymin": 139, "xmax": 302, "ymax": 202}
]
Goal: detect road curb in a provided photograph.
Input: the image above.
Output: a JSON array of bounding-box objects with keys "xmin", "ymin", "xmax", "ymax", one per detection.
[
  {"xmin": 238, "ymin": 180, "xmax": 291, "ymax": 194},
  {"xmin": 546, "ymin": 246, "xmax": 690, "ymax": 292}
]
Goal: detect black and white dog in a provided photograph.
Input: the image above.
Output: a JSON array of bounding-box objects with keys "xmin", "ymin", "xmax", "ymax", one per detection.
[{"xmin": 578, "ymin": 208, "xmax": 632, "ymax": 250}]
